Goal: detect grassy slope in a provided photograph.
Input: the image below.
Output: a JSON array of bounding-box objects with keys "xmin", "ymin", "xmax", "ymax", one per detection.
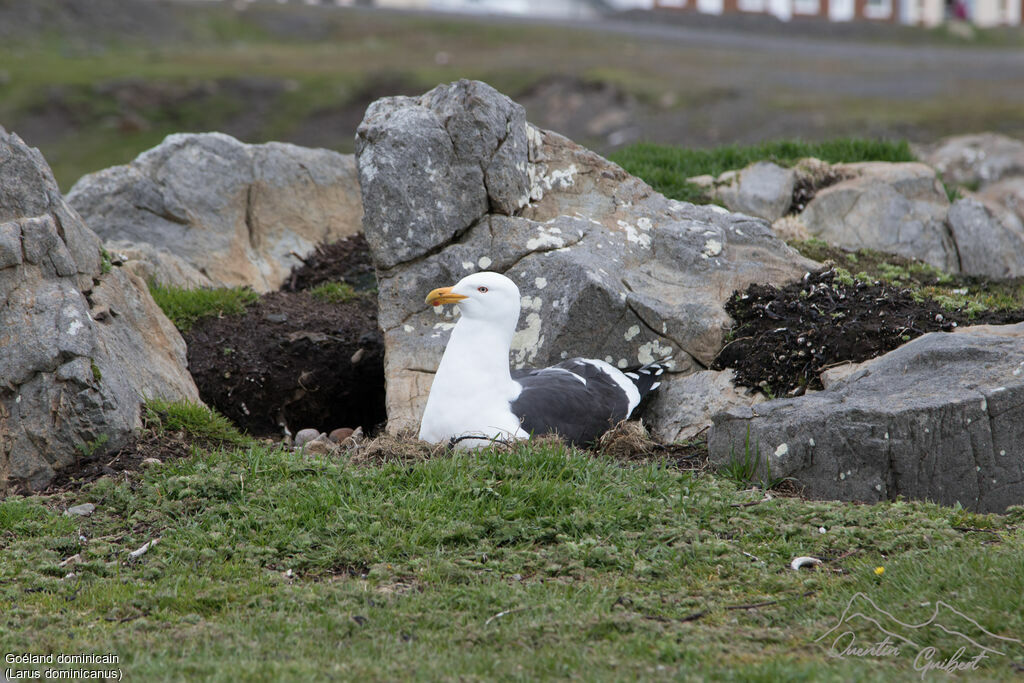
[
  {"xmin": 2, "ymin": 407, "xmax": 1022, "ymax": 680},
  {"xmin": 0, "ymin": 7, "xmax": 603, "ymax": 189}
]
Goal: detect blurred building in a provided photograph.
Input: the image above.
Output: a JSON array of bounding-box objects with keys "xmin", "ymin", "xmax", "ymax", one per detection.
[
  {"xmin": 653, "ymin": 0, "xmax": 1021, "ymax": 26},
  {"xmin": 234, "ymin": 0, "xmax": 1021, "ymax": 26}
]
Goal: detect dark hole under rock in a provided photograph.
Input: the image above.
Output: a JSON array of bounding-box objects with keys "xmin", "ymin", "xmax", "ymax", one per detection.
[{"xmin": 184, "ymin": 235, "xmax": 385, "ymax": 438}]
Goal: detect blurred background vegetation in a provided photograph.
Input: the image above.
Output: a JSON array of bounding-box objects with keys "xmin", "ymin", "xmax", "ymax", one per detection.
[{"xmin": 1, "ymin": 0, "xmax": 1022, "ymax": 190}]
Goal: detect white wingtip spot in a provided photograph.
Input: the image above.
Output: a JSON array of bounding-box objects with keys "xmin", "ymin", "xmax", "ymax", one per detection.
[{"xmin": 650, "ymin": 382, "xmax": 661, "ymax": 391}]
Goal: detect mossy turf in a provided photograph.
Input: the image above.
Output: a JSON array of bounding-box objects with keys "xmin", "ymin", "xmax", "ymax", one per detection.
[
  {"xmin": 2, "ymin": 405, "xmax": 1022, "ymax": 680},
  {"xmin": 793, "ymin": 239, "xmax": 1024, "ymax": 315},
  {"xmin": 147, "ymin": 284, "xmax": 258, "ymax": 333}
]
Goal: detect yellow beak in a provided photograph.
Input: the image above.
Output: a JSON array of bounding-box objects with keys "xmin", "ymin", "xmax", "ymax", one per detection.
[{"xmin": 425, "ymin": 286, "xmax": 468, "ymax": 307}]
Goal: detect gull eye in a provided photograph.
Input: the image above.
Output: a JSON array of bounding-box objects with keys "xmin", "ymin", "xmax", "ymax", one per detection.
[{"xmin": 477, "ymin": 286, "xmax": 488, "ymax": 293}]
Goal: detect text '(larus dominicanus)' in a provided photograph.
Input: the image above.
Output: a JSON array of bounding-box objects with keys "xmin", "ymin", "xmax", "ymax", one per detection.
[{"xmin": 418, "ymin": 272, "xmax": 669, "ymax": 448}]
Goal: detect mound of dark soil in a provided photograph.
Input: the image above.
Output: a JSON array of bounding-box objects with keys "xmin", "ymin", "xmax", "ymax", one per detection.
[
  {"xmin": 713, "ymin": 269, "xmax": 1024, "ymax": 397},
  {"xmin": 282, "ymin": 233, "xmax": 375, "ymax": 293},
  {"xmin": 185, "ymin": 290, "xmax": 385, "ymax": 438}
]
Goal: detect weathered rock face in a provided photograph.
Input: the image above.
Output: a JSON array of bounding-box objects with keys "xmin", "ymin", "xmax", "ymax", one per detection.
[
  {"xmin": 708, "ymin": 323, "xmax": 1024, "ymax": 513},
  {"xmin": 67, "ymin": 132, "xmax": 363, "ymax": 292},
  {"xmin": 947, "ymin": 197, "xmax": 1024, "ymax": 279},
  {"xmin": 799, "ymin": 162, "xmax": 958, "ymax": 273},
  {"xmin": 356, "ymin": 80, "xmax": 818, "ymax": 434},
  {"xmin": 356, "ymin": 81, "xmax": 529, "ymax": 270},
  {"xmin": 915, "ymin": 133, "xmax": 1024, "ymax": 189},
  {"xmin": 0, "ymin": 129, "xmax": 199, "ymax": 495}
]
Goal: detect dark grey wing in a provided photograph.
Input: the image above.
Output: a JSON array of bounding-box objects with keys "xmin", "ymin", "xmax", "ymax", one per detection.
[{"xmin": 509, "ymin": 360, "xmax": 630, "ymax": 446}]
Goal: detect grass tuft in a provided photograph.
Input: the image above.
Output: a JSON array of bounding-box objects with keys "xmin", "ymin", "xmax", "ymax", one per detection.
[
  {"xmin": 148, "ymin": 283, "xmax": 258, "ymax": 332},
  {"xmin": 144, "ymin": 399, "xmax": 250, "ymax": 446},
  {"xmin": 308, "ymin": 281, "xmax": 359, "ymax": 304}
]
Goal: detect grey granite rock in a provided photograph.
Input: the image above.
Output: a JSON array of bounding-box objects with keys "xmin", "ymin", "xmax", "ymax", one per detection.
[
  {"xmin": 708, "ymin": 323, "xmax": 1024, "ymax": 513},
  {"xmin": 356, "ymin": 81, "xmax": 530, "ymax": 270},
  {"xmin": 800, "ymin": 162, "xmax": 958, "ymax": 273},
  {"xmin": 916, "ymin": 133, "xmax": 1024, "ymax": 189},
  {"xmin": 947, "ymin": 197, "xmax": 1024, "ymax": 279},
  {"xmin": 700, "ymin": 161, "xmax": 796, "ymax": 221},
  {"xmin": 0, "ymin": 129, "xmax": 198, "ymax": 495},
  {"xmin": 646, "ymin": 369, "xmax": 764, "ymax": 443},
  {"xmin": 67, "ymin": 133, "xmax": 362, "ymax": 292}
]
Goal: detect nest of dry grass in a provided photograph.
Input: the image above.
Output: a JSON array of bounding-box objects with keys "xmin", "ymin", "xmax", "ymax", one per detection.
[
  {"xmin": 595, "ymin": 420, "xmax": 658, "ymax": 460},
  {"xmin": 347, "ymin": 431, "xmax": 449, "ymax": 465}
]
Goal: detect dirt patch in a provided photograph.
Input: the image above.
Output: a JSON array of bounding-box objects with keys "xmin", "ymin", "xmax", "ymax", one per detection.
[
  {"xmin": 712, "ymin": 268, "xmax": 1024, "ymax": 397},
  {"xmin": 185, "ymin": 290, "xmax": 385, "ymax": 438},
  {"xmin": 33, "ymin": 431, "xmax": 195, "ymax": 495},
  {"xmin": 789, "ymin": 166, "xmax": 844, "ymax": 214}
]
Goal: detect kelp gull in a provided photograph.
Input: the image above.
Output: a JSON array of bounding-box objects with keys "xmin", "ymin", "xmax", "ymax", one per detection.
[{"xmin": 418, "ymin": 272, "xmax": 668, "ymax": 448}]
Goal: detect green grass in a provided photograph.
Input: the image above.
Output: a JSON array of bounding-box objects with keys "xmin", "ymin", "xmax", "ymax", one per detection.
[
  {"xmin": 147, "ymin": 283, "xmax": 258, "ymax": 332},
  {"xmin": 308, "ymin": 281, "xmax": 360, "ymax": 305},
  {"xmin": 143, "ymin": 399, "xmax": 250, "ymax": 447},
  {"xmin": 1, "ymin": 403, "xmax": 1022, "ymax": 680},
  {"xmin": 610, "ymin": 139, "xmax": 915, "ymax": 204}
]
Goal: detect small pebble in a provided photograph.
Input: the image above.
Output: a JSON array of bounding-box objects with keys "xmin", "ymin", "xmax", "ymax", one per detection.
[
  {"xmin": 62, "ymin": 573, "xmax": 77, "ymax": 582},
  {"xmin": 142, "ymin": 457, "xmax": 162, "ymax": 466},
  {"xmin": 303, "ymin": 439, "xmax": 334, "ymax": 456},
  {"xmin": 328, "ymin": 428, "xmax": 354, "ymax": 444},
  {"xmin": 294, "ymin": 428, "xmax": 322, "ymax": 448},
  {"xmin": 350, "ymin": 348, "xmax": 366, "ymax": 364},
  {"xmin": 59, "ymin": 553, "xmax": 82, "ymax": 568},
  {"xmin": 264, "ymin": 313, "xmax": 288, "ymax": 324},
  {"xmin": 64, "ymin": 503, "xmax": 95, "ymax": 517}
]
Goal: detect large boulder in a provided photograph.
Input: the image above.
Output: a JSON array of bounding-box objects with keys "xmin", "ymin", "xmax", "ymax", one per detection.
[
  {"xmin": 947, "ymin": 197, "xmax": 1024, "ymax": 279},
  {"xmin": 67, "ymin": 132, "xmax": 363, "ymax": 292},
  {"xmin": 690, "ymin": 161, "xmax": 796, "ymax": 222},
  {"xmin": 915, "ymin": 133, "xmax": 1024, "ymax": 189},
  {"xmin": 356, "ymin": 80, "xmax": 818, "ymax": 434},
  {"xmin": 798, "ymin": 162, "xmax": 959, "ymax": 273},
  {"xmin": 708, "ymin": 323, "xmax": 1024, "ymax": 513},
  {"xmin": 0, "ymin": 129, "xmax": 199, "ymax": 494},
  {"xmin": 978, "ymin": 176, "xmax": 1024, "ymax": 228}
]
